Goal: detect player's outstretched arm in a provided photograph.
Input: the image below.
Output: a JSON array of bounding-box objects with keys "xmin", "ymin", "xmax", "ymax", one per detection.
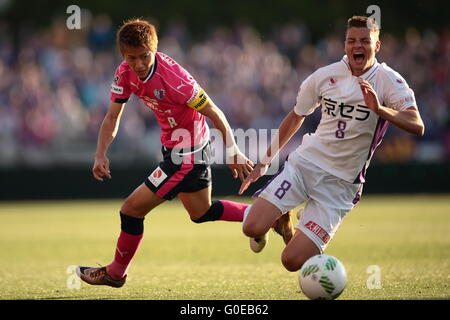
[
  {"xmin": 239, "ymin": 110, "xmax": 305, "ymax": 195},
  {"xmin": 92, "ymin": 102, "xmax": 126, "ymax": 181},
  {"xmin": 198, "ymin": 101, "xmax": 254, "ymax": 182},
  {"xmin": 359, "ymin": 79, "xmax": 425, "ymax": 136}
]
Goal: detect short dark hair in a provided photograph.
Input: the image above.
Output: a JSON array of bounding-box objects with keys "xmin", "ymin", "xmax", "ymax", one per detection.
[
  {"xmin": 346, "ymin": 16, "xmax": 380, "ymax": 36},
  {"xmin": 117, "ymin": 18, "xmax": 158, "ymax": 54}
]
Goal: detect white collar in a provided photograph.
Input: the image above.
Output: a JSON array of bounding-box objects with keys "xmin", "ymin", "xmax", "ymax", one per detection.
[
  {"xmin": 140, "ymin": 54, "xmax": 157, "ymax": 83},
  {"xmin": 342, "ymin": 55, "xmax": 379, "ymax": 80}
]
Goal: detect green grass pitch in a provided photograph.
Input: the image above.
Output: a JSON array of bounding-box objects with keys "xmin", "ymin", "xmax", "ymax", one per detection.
[{"xmin": 0, "ymin": 195, "xmax": 449, "ymax": 300}]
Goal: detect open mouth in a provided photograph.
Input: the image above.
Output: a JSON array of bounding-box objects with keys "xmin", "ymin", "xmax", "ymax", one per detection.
[{"xmin": 353, "ymin": 53, "xmax": 365, "ymax": 63}]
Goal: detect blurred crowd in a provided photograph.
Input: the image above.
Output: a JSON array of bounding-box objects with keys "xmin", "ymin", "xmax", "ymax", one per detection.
[{"xmin": 0, "ymin": 14, "xmax": 449, "ymax": 167}]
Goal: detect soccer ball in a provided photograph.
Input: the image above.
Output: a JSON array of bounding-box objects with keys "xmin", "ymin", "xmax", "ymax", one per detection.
[{"xmin": 299, "ymin": 254, "xmax": 347, "ymax": 300}]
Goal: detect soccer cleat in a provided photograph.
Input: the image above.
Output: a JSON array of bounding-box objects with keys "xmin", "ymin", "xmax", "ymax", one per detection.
[
  {"xmin": 76, "ymin": 266, "xmax": 126, "ymax": 288},
  {"xmin": 273, "ymin": 210, "xmax": 294, "ymax": 245},
  {"xmin": 250, "ymin": 234, "xmax": 268, "ymax": 253}
]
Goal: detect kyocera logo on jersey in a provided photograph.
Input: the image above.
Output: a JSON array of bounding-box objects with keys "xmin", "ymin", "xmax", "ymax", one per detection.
[
  {"xmin": 142, "ymin": 96, "xmax": 171, "ymax": 114},
  {"xmin": 148, "ymin": 167, "xmax": 167, "ymax": 187},
  {"xmin": 329, "ymin": 77, "xmax": 337, "ymax": 86}
]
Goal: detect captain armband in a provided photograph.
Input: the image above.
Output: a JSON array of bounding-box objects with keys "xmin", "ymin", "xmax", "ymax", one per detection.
[{"xmin": 186, "ymin": 87, "xmax": 209, "ymax": 111}]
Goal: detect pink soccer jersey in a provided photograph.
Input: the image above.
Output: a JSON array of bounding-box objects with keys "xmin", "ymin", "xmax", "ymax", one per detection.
[{"xmin": 110, "ymin": 52, "xmax": 210, "ymax": 149}]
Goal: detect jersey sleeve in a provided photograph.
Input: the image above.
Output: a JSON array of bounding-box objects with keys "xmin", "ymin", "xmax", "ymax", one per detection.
[
  {"xmin": 384, "ymin": 74, "xmax": 417, "ymax": 111},
  {"xmin": 110, "ymin": 66, "xmax": 132, "ymax": 104},
  {"xmin": 161, "ymin": 54, "xmax": 209, "ymax": 111},
  {"xmin": 293, "ymin": 72, "xmax": 321, "ymax": 116}
]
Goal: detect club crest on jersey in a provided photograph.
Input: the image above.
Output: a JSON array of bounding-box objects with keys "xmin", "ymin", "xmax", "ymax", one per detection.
[
  {"xmin": 329, "ymin": 77, "xmax": 337, "ymax": 86},
  {"xmin": 114, "ymin": 75, "xmax": 120, "ymax": 85},
  {"xmin": 154, "ymin": 88, "xmax": 165, "ymax": 100}
]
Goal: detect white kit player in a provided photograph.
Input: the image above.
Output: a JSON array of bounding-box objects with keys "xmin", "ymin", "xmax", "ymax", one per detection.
[{"xmin": 239, "ymin": 16, "xmax": 425, "ymax": 272}]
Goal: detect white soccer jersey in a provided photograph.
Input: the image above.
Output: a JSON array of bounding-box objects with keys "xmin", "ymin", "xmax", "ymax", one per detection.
[{"xmin": 294, "ymin": 55, "xmax": 417, "ymax": 183}]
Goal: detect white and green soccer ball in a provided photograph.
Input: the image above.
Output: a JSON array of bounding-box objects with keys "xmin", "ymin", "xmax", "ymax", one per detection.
[{"xmin": 299, "ymin": 254, "xmax": 347, "ymax": 300}]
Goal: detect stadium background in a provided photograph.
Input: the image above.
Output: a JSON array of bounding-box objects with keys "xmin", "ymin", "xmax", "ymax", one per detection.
[{"xmin": 0, "ymin": 0, "xmax": 449, "ymax": 199}]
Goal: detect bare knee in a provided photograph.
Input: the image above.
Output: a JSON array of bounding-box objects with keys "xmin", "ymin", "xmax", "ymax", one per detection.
[
  {"xmin": 121, "ymin": 197, "xmax": 147, "ymax": 218},
  {"xmin": 189, "ymin": 200, "xmax": 221, "ymax": 223},
  {"xmin": 242, "ymin": 221, "xmax": 257, "ymax": 238},
  {"xmin": 242, "ymin": 221, "xmax": 267, "ymax": 238},
  {"xmin": 281, "ymin": 247, "xmax": 319, "ymax": 272},
  {"xmin": 120, "ymin": 183, "xmax": 165, "ymax": 218},
  {"xmin": 280, "ymin": 229, "xmax": 321, "ymax": 272},
  {"xmin": 281, "ymin": 250, "xmax": 306, "ymax": 272},
  {"xmin": 189, "ymin": 208, "xmax": 207, "ymax": 222}
]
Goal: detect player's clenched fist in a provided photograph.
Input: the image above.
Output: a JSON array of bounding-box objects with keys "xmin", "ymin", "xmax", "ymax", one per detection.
[
  {"xmin": 92, "ymin": 155, "xmax": 112, "ymax": 181},
  {"xmin": 359, "ymin": 79, "xmax": 381, "ymax": 113}
]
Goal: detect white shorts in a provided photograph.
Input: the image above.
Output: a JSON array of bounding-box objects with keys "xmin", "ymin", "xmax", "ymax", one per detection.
[{"xmin": 254, "ymin": 152, "xmax": 363, "ymax": 253}]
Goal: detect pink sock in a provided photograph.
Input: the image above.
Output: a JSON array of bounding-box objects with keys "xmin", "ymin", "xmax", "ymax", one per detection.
[
  {"xmin": 107, "ymin": 231, "xmax": 143, "ymax": 280},
  {"xmin": 219, "ymin": 200, "xmax": 249, "ymax": 222}
]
